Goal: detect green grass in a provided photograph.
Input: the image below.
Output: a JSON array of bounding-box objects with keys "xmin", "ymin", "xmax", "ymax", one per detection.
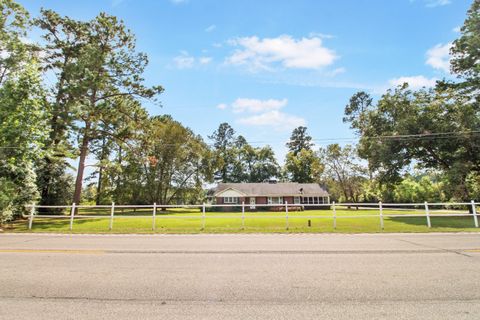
[{"xmin": 4, "ymin": 207, "xmax": 480, "ymax": 234}]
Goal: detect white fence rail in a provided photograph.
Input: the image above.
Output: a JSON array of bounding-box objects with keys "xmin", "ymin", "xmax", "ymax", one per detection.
[{"xmin": 23, "ymin": 201, "xmax": 479, "ymax": 231}]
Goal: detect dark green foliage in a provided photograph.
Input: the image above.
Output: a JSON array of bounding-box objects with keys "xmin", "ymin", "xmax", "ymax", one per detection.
[
  {"xmin": 286, "ymin": 126, "xmax": 314, "ymax": 156},
  {"xmin": 319, "ymin": 144, "xmax": 367, "ymax": 203},
  {"xmin": 451, "ymin": 0, "xmax": 480, "ymax": 91},
  {"xmin": 0, "ymin": 7, "xmax": 48, "ymax": 220},
  {"xmin": 209, "ymin": 123, "xmax": 281, "ymax": 183},
  {"xmin": 284, "ymin": 126, "xmax": 323, "ymax": 183}
]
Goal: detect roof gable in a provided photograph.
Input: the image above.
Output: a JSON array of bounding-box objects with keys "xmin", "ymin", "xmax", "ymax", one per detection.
[{"xmin": 215, "ymin": 187, "xmax": 247, "ymax": 197}]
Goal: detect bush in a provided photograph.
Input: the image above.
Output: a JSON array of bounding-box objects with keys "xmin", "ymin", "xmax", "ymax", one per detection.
[
  {"xmin": 0, "ymin": 162, "xmax": 40, "ymax": 223},
  {"xmin": 0, "ymin": 178, "xmax": 15, "ymax": 224}
]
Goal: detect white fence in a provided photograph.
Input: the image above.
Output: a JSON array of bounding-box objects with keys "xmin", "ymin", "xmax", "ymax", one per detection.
[{"xmin": 23, "ymin": 201, "xmax": 479, "ymax": 231}]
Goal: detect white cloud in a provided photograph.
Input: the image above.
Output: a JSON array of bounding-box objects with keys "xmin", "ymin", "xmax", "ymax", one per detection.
[
  {"xmin": 409, "ymin": 0, "xmax": 451, "ymax": 8},
  {"xmin": 232, "ymin": 98, "xmax": 288, "ymax": 113},
  {"xmin": 173, "ymin": 51, "xmax": 195, "ymax": 69},
  {"xmin": 199, "ymin": 56, "xmax": 213, "ymax": 65},
  {"xmin": 308, "ymin": 32, "xmax": 335, "ymax": 39},
  {"xmin": 173, "ymin": 51, "xmax": 212, "ymax": 69},
  {"xmin": 424, "ymin": 0, "xmax": 451, "ymax": 7},
  {"xmin": 237, "ymin": 111, "xmax": 306, "ymax": 131},
  {"xmin": 389, "ymin": 75, "xmax": 438, "ymax": 89},
  {"xmin": 205, "ymin": 25, "xmax": 216, "ymax": 32},
  {"xmin": 426, "ymin": 43, "xmax": 451, "ymax": 73},
  {"xmin": 217, "ymin": 97, "xmax": 305, "ymax": 131},
  {"xmin": 452, "ymin": 26, "xmax": 461, "ymax": 33},
  {"xmin": 226, "ymin": 34, "xmax": 338, "ymax": 71},
  {"xmin": 326, "ymin": 67, "xmax": 346, "ymax": 77}
]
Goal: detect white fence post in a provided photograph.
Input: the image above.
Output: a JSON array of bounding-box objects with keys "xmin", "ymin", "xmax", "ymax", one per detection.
[
  {"xmin": 28, "ymin": 204, "xmax": 35, "ymax": 230},
  {"xmin": 202, "ymin": 203, "xmax": 206, "ymax": 230},
  {"xmin": 109, "ymin": 202, "xmax": 115, "ymax": 231},
  {"xmin": 333, "ymin": 201, "xmax": 337, "ymax": 230},
  {"xmin": 152, "ymin": 203, "xmax": 157, "ymax": 231},
  {"xmin": 379, "ymin": 201, "xmax": 384, "ymax": 230},
  {"xmin": 285, "ymin": 201, "xmax": 289, "ymax": 230},
  {"xmin": 241, "ymin": 201, "xmax": 245, "ymax": 229},
  {"xmin": 424, "ymin": 201, "xmax": 431, "ymax": 228},
  {"xmin": 69, "ymin": 203, "xmax": 76, "ymax": 231},
  {"xmin": 472, "ymin": 200, "xmax": 478, "ymax": 228}
]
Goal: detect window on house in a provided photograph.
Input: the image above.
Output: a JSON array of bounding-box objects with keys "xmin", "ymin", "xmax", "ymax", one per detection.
[
  {"xmin": 223, "ymin": 197, "xmax": 238, "ymax": 204},
  {"xmin": 294, "ymin": 197, "xmax": 301, "ymax": 204},
  {"xmin": 267, "ymin": 197, "xmax": 283, "ymax": 205},
  {"xmin": 302, "ymin": 197, "xmax": 323, "ymax": 205}
]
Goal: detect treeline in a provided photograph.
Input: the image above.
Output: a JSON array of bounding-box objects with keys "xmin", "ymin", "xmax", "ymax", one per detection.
[
  {"xmin": 1, "ymin": 1, "xmax": 167, "ymax": 221},
  {"xmin": 340, "ymin": 1, "xmax": 480, "ymax": 204},
  {"xmin": 1, "ymin": 0, "xmax": 480, "ymax": 223}
]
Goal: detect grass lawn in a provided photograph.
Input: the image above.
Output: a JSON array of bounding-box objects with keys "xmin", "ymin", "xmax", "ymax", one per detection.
[{"xmin": 3, "ymin": 207, "xmax": 480, "ymax": 233}]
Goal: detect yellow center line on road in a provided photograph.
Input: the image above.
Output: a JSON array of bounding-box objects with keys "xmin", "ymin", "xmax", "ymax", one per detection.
[
  {"xmin": 0, "ymin": 249, "xmax": 105, "ymax": 255},
  {"xmin": 463, "ymin": 249, "xmax": 480, "ymax": 253}
]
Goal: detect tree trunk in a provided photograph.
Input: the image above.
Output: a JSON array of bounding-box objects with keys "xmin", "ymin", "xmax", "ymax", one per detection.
[
  {"xmin": 73, "ymin": 122, "xmax": 91, "ymax": 205},
  {"xmin": 39, "ymin": 58, "xmax": 70, "ymax": 205},
  {"xmin": 115, "ymin": 146, "xmax": 122, "ymax": 201},
  {"xmin": 95, "ymin": 165, "xmax": 103, "ymax": 205},
  {"xmin": 95, "ymin": 137, "xmax": 107, "ymax": 205},
  {"xmin": 460, "ymin": 181, "xmax": 474, "ymax": 214}
]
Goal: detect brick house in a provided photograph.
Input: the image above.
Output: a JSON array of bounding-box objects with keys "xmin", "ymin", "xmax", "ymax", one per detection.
[{"xmin": 212, "ymin": 182, "xmax": 330, "ymax": 210}]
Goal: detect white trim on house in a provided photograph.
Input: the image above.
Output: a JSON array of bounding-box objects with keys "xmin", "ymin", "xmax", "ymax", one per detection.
[
  {"xmin": 267, "ymin": 196, "xmax": 284, "ymax": 205},
  {"xmin": 301, "ymin": 196, "xmax": 329, "ymax": 204},
  {"xmin": 223, "ymin": 196, "xmax": 239, "ymax": 204},
  {"xmin": 294, "ymin": 196, "xmax": 301, "ymax": 204},
  {"xmin": 215, "ymin": 188, "xmax": 247, "ymax": 197},
  {"xmin": 249, "ymin": 197, "xmax": 256, "ymax": 209}
]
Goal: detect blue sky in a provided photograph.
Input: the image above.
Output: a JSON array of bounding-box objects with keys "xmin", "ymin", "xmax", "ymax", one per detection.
[{"xmin": 22, "ymin": 0, "xmax": 470, "ymax": 162}]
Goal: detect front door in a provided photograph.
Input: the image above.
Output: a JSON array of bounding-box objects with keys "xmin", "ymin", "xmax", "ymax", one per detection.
[{"xmin": 250, "ymin": 197, "xmax": 256, "ymax": 209}]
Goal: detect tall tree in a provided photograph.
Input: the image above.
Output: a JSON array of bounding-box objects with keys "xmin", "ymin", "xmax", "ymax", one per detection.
[
  {"xmin": 209, "ymin": 125, "xmax": 280, "ymax": 183},
  {"xmin": 135, "ymin": 116, "xmax": 214, "ymax": 205},
  {"xmin": 0, "ymin": 0, "xmax": 48, "ymax": 222},
  {"xmin": 247, "ymin": 146, "xmax": 281, "ymax": 182},
  {"xmin": 284, "ymin": 149, "xmax": 323, "ymax": 183},
  {"xmin": 208, "ymin": 123, "xmax": 236, "ymax": 182},
  {"xmin": 344, "ymin": 84, "xmax": 480, "ymax": 201},
  {"xmin": 34, "ymin": 10, "xmax": 89, "ymax": 206},
  {"xmin": 0, "ymin": 62, "xmax": 48, "ymax": 221},
  {"xmin": 319, "ymin": 144, "xmax": 366, "ymax": 203},
  {"xmin": 343, "ymin": 91, "xmax": 373, "ymax": 135},
  {"xmin": 36, "ymin": 11, "xmax": 163, "ymax": 205},
  {"xmin": 286, "ymin": 126, "xmax": 313, "ymax": 155},
  {"xmin": 232, "ymin": 140, "xmax": 280, "ymax": 183},
  {"xmin": 284, "ymin": 126, "xmax": 322, "ymax": 183},
  {"xmin": 450, "ymin": 0, "xmax": 480, "ymax": 94},
  {"xmin": 0, "ymin": 0, "xmax": 32, "ymax": 85}
]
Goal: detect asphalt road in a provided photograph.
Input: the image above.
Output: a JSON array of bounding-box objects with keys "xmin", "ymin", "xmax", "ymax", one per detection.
[{"xmin": 1, "ymin": 233, "xmax": 480, "ymax": 319}]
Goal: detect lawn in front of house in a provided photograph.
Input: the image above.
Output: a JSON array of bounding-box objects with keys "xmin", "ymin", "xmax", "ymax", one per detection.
[{"xmin": 4, "ymin": 207, "xmax": 479, "ymax": 233}]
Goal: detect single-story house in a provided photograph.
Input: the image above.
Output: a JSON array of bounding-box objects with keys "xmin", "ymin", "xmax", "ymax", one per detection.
[{"xmin": 212, "ymin": 182, "xmax": 330, "ymax": 210}]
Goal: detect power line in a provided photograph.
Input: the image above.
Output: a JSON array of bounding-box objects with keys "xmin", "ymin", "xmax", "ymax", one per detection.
[
  {"xmin": 365, "ymin": 130, "xmax": 480, "ymax": 140},
  {"xmin": 1, "ymin": 130, "xmax": 479, "ymax": 150}
]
